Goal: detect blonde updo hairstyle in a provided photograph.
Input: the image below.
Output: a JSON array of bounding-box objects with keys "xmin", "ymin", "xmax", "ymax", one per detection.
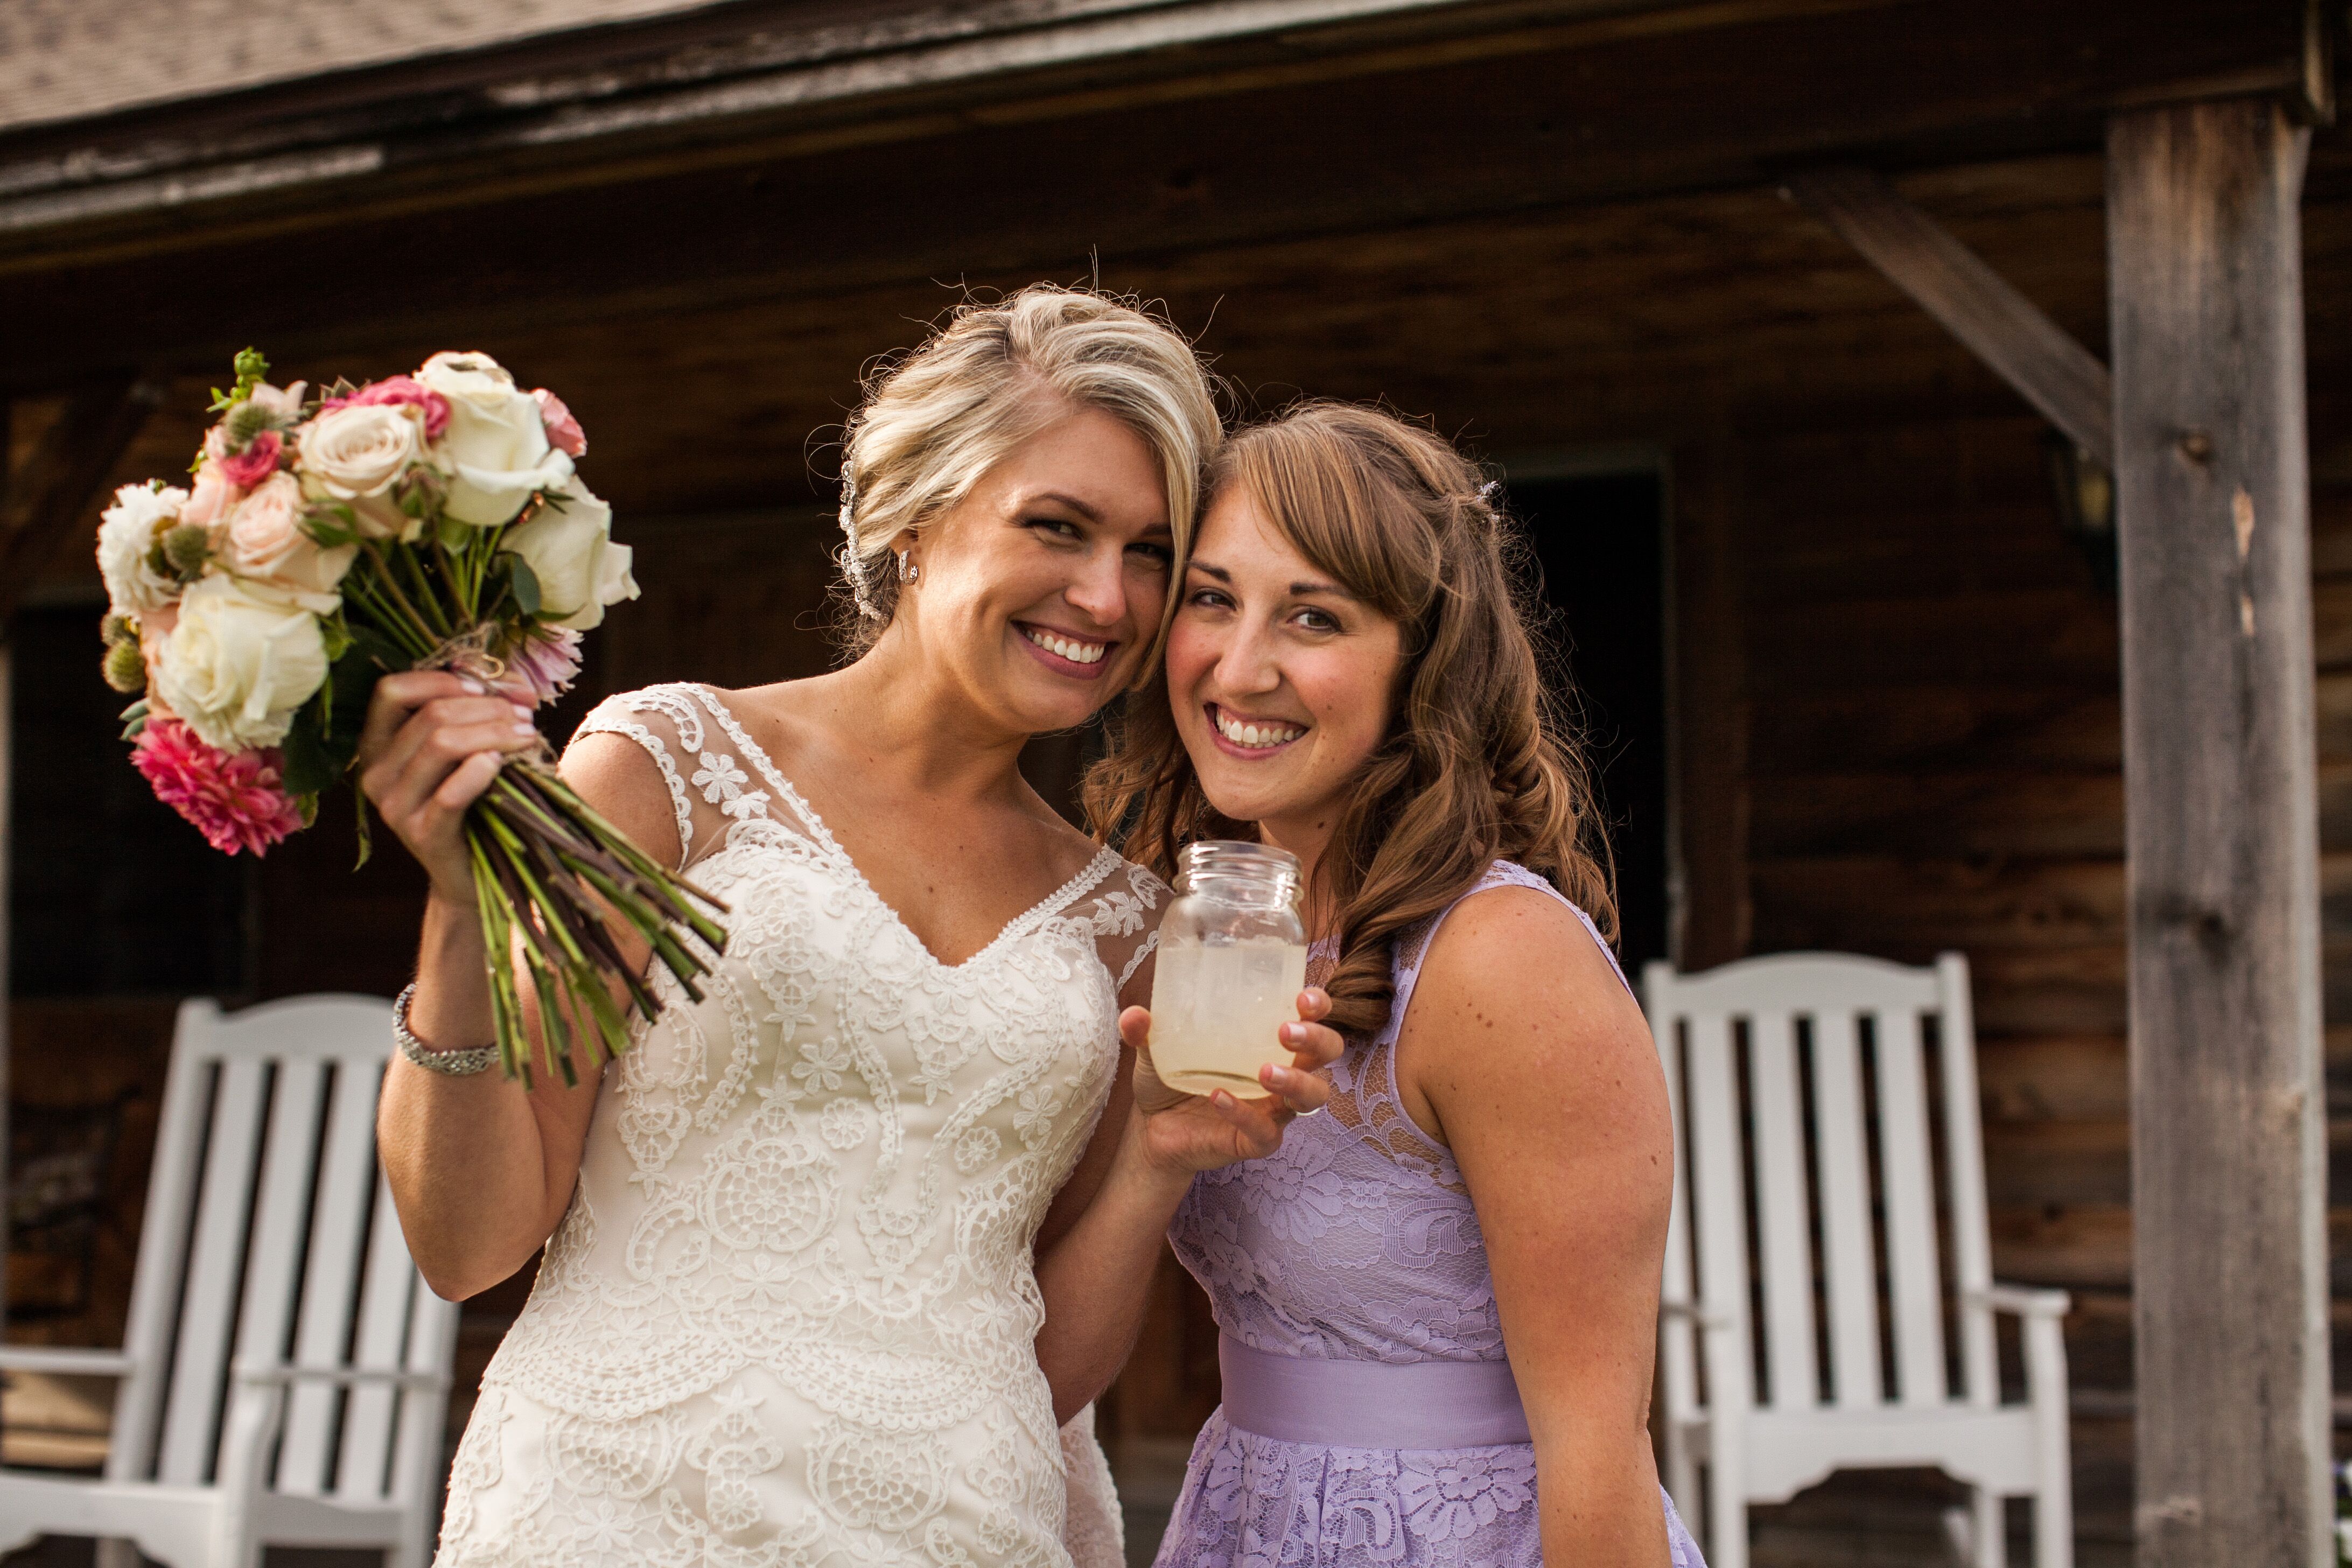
[
  {"xmin": 834, "ymin": 285, "xmax": 1223, "ymax": 657},
  {"xmin": 1085, "ymin": 401, "xmax": 1616, "ymax": 1041}
]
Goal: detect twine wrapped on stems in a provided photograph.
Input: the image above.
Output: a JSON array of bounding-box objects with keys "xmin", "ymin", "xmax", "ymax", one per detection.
[{"xmin": 335, "ymin": 499, "xmax": 729, "ymax": 1086}]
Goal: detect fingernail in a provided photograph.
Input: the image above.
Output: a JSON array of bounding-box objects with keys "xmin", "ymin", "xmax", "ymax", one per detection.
[
  {"xmin": 460, "ymin": 678, "xmax": 487, "ymax": 694},
  {"xmin": 513, "ymin": 720, "xmax": 539, "ymax": 737},
  {"xmin": 510, "ymin": 703, "xmax": 536, "ymax": 721},
  {"xmin": 1211, "ymin": 1090, "xmax": 1231, "ymax": 1109},
  {"xmin": 1281, "ymin": 1024, "xmax": 1301, "ymax": 1044}
]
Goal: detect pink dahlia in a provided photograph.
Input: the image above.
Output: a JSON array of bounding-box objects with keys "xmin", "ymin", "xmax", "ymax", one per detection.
[
  {"xmin": 320, "ymin": 375, "xmax": 450, "ymax": 441},
  {"xmin": 131, "ymin": 717, "xmax": 306, "ymax": 857}
]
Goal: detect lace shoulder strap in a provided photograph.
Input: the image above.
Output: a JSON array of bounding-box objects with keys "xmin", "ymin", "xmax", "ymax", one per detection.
[
  {"xmin": 1074, "ymin": 857, "xmax": 1170, "ymax": 1004},
  {"xmin": 570, "ymin": 684, "xmax": 773, "ymax": 872}
]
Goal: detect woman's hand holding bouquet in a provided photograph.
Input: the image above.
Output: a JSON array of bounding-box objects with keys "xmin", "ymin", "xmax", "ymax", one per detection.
[{"xmin": 96, "ymin": 348, "xmax": 726, "ymax": 1082}]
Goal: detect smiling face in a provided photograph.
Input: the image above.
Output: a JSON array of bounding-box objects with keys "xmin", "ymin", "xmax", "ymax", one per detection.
[
  {"xmin": 1165, "ymin": 486, "xmax": 1408, "ymax": 855},
  {"xmin": 889, "ymin": 404, "xmax": 1176, "ymax": 735}
]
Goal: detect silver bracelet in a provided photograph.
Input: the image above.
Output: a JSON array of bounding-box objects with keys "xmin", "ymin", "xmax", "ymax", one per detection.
[{"xmin": 394, "ymin": 983, "xmax": 500, "ymax": 1077}]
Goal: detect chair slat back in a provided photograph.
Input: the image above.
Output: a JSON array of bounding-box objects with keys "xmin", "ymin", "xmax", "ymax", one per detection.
[
  {"xmin": 1683, "ymin": 1011, "xmax": 1754, "ymax": 1413},
  {"xmin": 276, "ymin": 1055, "xmax": 390, "ymax": 1495},
  {"xmin": 158, "ymin": 1053, "xmax": 271, "ymax": 1484},
  {"xmin": 1809, "ymin": 1007, "xmax": 1882, "ymax": 1409},
  {"xmin": 338, "ymin": 1175, "xmax": 424, "ymax": 1500},
  {"xmin": 99, "ymin": 996, "xmax": 453, "ymax": 1496},
  {"xmin": 1646, "ymin": 953, "xmax": 1990, "ymax": 1415}
]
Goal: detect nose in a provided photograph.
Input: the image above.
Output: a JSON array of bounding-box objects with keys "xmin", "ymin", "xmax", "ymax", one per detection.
[
  {"xmin": 1214, "ymin": 620, "xmax": 1282, "ymax": 697},
  {"xmin": 1065, "ymin": 542, "xmax": 1128, "ymax": 627}
]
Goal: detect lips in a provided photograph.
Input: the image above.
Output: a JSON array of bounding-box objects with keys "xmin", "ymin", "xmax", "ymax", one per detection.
[
  {"xmin": 1209, "ymin": 703, "xmax": 1306, "ymax": 750},
  {"xmin": 1016, "ymin": 621, "xmax": 1115, "ymax": 680}
]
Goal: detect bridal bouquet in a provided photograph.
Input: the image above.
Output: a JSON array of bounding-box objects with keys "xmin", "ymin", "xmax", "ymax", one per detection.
[{"xmin": 95, "ymin": 348, "xmax": 726, "ymax": 1083}]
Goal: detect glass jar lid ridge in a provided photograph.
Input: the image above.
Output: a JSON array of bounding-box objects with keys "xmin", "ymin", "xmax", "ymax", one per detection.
[{"xmin": 1176, "ymin": 839, "xmax": 1302, "ymax": 906}]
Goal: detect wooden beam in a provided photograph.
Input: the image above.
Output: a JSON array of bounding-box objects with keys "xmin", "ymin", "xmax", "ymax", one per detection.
[
  {"xmin": 2106, "ymin": 97, "xmax": 2328, "ymax": 1566},
  {"xmin": 0, "ymin": 376, "xmax": 165, "ymax": 627},
  {"xmin": 1786, "ymin": 167, "xmax": 2113, "ymax": 467}
]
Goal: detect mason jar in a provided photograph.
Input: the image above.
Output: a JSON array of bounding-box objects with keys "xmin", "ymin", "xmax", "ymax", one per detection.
[{"xmin": 1149, "ymin": 841, "xmax": 1308, "ymax": 1097}]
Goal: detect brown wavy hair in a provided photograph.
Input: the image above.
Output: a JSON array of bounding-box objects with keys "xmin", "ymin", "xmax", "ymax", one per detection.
[{"xmin": 1083, "ymin": 401, "xmax": 1617, "ymax": 1041}]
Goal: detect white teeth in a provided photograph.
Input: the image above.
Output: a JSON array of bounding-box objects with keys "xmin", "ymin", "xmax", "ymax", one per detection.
[
  {"xmin": 1025, "ymin": 627, "xmax": 1104, "ymax": 664},
  {"xmin": 1215, "ymin": 710, "xmax": 1303, "ymax": 748}
]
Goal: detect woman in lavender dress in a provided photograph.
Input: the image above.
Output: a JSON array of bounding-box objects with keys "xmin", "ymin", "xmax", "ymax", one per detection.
[{"xmin": 1049, "ymin": 403, "xmax": 1703, "ymax": 1565}]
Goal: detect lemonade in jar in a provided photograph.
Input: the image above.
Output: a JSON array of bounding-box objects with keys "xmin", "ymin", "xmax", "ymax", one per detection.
[{"xmin": 1149, "ymin": 841, "xmax": 1308, "ymax": 1097}]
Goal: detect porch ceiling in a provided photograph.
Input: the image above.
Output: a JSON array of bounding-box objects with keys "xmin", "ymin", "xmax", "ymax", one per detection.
[{"xmin": 0, "ymin": 0, "xmax": 2316, "ymax": 397}]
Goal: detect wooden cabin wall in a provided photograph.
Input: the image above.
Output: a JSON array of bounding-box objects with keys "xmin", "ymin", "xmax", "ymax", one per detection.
[{"xmin": 1717, "ymin": 386, "xmax": 2352, "ymax": 1545}]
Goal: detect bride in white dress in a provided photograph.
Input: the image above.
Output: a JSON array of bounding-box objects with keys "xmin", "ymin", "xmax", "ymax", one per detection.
[{"xmin": 355, "ymin": 288, "xmax": 1345, "ymax": 1567}]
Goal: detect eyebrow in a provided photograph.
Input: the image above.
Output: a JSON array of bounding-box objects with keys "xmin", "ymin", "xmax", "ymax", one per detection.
[
  {"xmin": 1026, "ymin": 490, "xmax": 1104, "ymax": 524},
  {"xmin": 1187, "ymin": 559, "xmax": 1353, "ymax": 598}
]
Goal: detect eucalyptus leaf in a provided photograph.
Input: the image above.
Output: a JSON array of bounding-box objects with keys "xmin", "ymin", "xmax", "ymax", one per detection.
[{"xmin": 509, "ymin": 556, "xmax": 542, "ymax": 617}]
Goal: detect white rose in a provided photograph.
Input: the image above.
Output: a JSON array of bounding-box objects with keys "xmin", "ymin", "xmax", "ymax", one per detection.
[
  {"xmin": 295, "ymin": 403, "xmax": 423, "ymax": 538},
  {"xmin": 498, "ymin": 477, "xmax": 640, "ymax": 631},
  {"xmin": 96, "ymin": 482, "xmax": 188, "ymax": 615},
  {"xmin": 415, "ymin": 351, "xmax": 572, "ymax": 527},
  {"xmin": 153, "ymin": 575, "xmax": 329, "ymax": 752},
  {"xmin": 222, "ymin": 473, "xmax": 355, "ymax": 615}
]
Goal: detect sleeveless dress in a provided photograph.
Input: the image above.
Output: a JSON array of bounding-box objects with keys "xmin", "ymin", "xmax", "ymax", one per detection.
[
  {"xmin": 433, "ymin": 683, "xmax": 1163, "ymax": 1568},
  {"xmin": 1156, "ymin": 862, "xmax": 1704, "ymax": 1568}
]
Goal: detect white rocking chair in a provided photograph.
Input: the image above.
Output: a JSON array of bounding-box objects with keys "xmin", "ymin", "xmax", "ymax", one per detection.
[
  {"xmin": 0, "ymin": 995, "xmax": 458, "ymax": 1568},
  {"xmin": 1643, "ymin": 952, "xmax": 2072, "ymax": 1568}
]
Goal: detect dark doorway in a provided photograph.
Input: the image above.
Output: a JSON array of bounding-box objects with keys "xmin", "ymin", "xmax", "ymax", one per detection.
[{"xmin": 1501, "ymin": 469, "xmax": 1670, "ymax": 974}]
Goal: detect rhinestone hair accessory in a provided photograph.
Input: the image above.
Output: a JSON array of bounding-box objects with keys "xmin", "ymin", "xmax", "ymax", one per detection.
[{"xmin": 1476, "ymin": 479, "xmax": 1501, "ymax": 504}]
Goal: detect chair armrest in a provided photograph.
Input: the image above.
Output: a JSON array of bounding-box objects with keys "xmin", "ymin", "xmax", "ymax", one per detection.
[
  {"xmin": 1970, "ymin": 1283, "xmax": 2071, "ymax": 1319},
  {"xmin": 232, "ymin": 1360, "xmax": 450, "ymax": 1393},
  {"xmin": 1659, "ymin": 1298, "xmax": 1738, "ymax": 1331},
  {"xmin": 0, "ymin": 1347, "xmax": 135, "ymax": 1377}
]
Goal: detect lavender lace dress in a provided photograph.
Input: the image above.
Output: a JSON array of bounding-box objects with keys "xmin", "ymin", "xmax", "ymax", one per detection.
[{"xmin": 1155, "ymin": 862, "xmax": 1703, "ymax": 1568}]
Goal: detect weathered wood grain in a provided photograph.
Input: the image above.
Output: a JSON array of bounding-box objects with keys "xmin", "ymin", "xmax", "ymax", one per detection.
[
  {"xmin": 1786, "ymin": 167, "xmax": 2113, "ymax": 465},
  {"xmin": 2108, "ymin": 98, "xmax": 2328, "ymax": 1566}
]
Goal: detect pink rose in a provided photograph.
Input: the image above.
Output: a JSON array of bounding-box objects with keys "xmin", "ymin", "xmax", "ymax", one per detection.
[
  {"xmin": 179, "ymin": 461, "xmax": 243, "ymax": 531},
  {"xmin": 532, "ymin": 388, "xmax": 586, "ymax": 457},
  {"xmin": 212, "ymin": 428, "xmax": 283, "ymax": 489},
  {"xmin": 222, "ymin": 473, "xmax": 354, "ymax": 613},
  {"xmin": 320, "ymin": 376, "xmax": 450, "ymax": 442}
]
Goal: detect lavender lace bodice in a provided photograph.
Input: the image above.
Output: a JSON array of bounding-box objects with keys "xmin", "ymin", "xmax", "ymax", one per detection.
[{"xmin": 1154, "ymin": 862, "xmax": 1703, "ymax": 1568}]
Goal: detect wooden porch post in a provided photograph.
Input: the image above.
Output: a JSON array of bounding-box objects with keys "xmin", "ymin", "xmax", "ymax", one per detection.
[{"xmin": 2106, "ymin": 98, "xmax": 2328, "ymax": 1565}]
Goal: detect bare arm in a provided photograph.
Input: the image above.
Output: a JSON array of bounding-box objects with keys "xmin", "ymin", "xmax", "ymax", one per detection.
[
  {"xmin": 1404, "ymin": 889, "xmax": 1675, "ymax": 1567},
  {"xmin": 1033, "ymin": 957, "xmax": 1342, "ymax": 1424},
  {"xmin": 363, "ymin": 673, "xmax": 677, "ymax": 1300}
]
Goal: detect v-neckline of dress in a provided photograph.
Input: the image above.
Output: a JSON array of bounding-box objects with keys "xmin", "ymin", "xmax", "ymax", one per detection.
[{"xmin": 687, "ymin": 684, "xmax": 1119, "ymax": 975}]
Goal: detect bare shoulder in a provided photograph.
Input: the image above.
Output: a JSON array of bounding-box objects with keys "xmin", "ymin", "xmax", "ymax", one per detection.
[
  {"xmin": 559, "ymin": 728, "xmax": 688, "ymax": 869},
  {"xmin": 1402, "ymin": 885, "xmax": 1658, "ymax": 1122}
]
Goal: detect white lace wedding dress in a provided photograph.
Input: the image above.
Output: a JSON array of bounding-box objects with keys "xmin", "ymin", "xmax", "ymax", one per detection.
[{"xmin": 432, "ymin": 683, "xmax": 1160, "ymax": 1568}]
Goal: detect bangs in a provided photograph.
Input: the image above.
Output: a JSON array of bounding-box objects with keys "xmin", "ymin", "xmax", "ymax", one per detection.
[{"xmin": 1213, "ymin": 409, "xmax": 1442, "ymax": 627}]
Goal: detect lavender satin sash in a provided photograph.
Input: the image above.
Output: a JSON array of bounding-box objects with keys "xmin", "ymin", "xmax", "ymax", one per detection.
[{"xmin": 1218, "ymin": 1333, "xmax": 1533, "ymax": 1449}]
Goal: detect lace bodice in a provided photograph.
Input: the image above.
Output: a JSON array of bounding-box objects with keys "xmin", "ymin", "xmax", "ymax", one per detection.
[
  {"xmin": 435, "ymin": 683, "xmax": 1164, "ymax": 1568},
  {"xmin": 1158, "ymin": 861, "xmax": 1701, "ymax": 1568},
  {"xmin": 1172, "ymin": 860, "xmax": 1603, "ymax": 1367}
]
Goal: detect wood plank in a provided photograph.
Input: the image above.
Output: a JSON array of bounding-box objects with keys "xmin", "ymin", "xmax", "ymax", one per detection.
[
  {"xmin": 0, "ymin": 376, "xmax": 163, "ymax": 627},
  {"xmin": 2109, "ymin": 97, "xmax": 2328, "ymax": 1565},
  {"xmin": 1786, "ymin": 167, "xmax": 2112, "ymax": 465},
  {"xmin": 1747, "ymin": 686, "xmax": 2120, "ymax": 775}
]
